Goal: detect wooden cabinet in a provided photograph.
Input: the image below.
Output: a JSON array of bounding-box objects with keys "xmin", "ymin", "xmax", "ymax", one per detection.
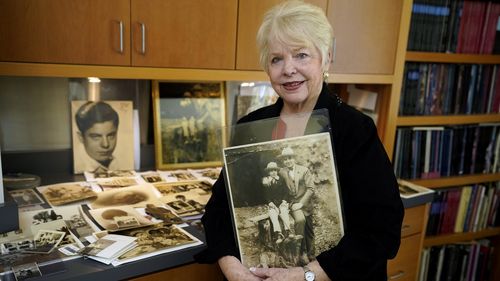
[
  {"xmin": 0, "ymin": 0, "xmax": 237, "ymax": 69},
  {"xmin": 235, "ymin": 0, "xmax": 328, "ymax": 71},
  {"xmin": 0, "ymin": 0, "xmax": 131, "ymax": 66},
  {"xmin": 327, "ymin": 0, "xmax": 403, "ymax": 74},
  {"xmin": 131, "ymin": 0, "xmax": 237, "ymax": 69},
  {"xmin": 388, "ymin": 205, "xmax": 428, "ymax": 281}
]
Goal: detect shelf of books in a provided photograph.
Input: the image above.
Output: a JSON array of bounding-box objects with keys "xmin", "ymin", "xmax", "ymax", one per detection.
[{"xmin": 396, "ymin": 0, "xmax": 500, "ymax": 280}]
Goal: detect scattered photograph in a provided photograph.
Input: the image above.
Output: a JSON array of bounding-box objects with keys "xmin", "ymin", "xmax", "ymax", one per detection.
[
  {"xmin": 89, "ymin": 184, "xmax": 162, "ymax": 209},
  {"xmin": 223, "ymin": 132, "xmax": 344, "ymax": 268},
  {"xmin": 94, "ymin": 177, "xmax": 139, "ymax": 190},
  {"xmin": 112, "ymin": 224, "xmax": 202, "ymax": 266},
  {"xmin": 1, "ymin": 238, "xmax": 35, "ymax": 255},
  {"xmin": 84, "ymin": 170, "xmax": 136, "ymax": 181},
  {"xmin": 12, "ymin": 262, "xmax": 42, "ymax": 281},
  {"xmin": 8, "ymin": 188, "xmax": 45, "ymax": 207},
  {"xmin": 88, "ymin": 206, "xmax": 155, "ymax": 232},
  {"xmin": 139, "ymin": 171, "xmax": 164, "ymax": 183},
  {"xmin": 25, "ymin": 230, "xmax": 66, "ymax": 254},
  {"xmin": 71, "ymin": 100, "xmax": 134, "ymax": 174},
  {"xmin": 169, "ymin": 170, "xmax": 197, "ymax": 181},
  {"xmin": 36, "ymin": 182, "xmax": 97, "ymax": 206},
  {"xmin": 397, "ymin": 179, "xmax": 435, "ymax": 198},
  {"xmin": 144, "ymin": 204, "xmax": 184, "ymax": 225}
]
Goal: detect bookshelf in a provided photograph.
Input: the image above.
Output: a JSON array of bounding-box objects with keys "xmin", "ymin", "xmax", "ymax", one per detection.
[{"xmin": 385, "ymin": 0, "xmax": 500, "ymax": 280}]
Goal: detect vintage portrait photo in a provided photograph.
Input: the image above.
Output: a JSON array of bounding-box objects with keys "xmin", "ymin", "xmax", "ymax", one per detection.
[
  {"xmin": 113, "ymin": 224, "xmax": 201, "ymax": 266},
  {"xmin": 152, "ymin": 81, "xmax": 226, "ymax": 169},
  {"xmin": 88, "ymin": 206, "xmax": 155, "ymax": 232},
  {"xmin": 223, "ymin": 132, "xmax": 344, "ymax": 268},
  {"xmin": 8, "ymin": 188, "xmax": 45, "ymax": 207},
  {"xmin": 71, "ymin": 100, "xmax": 134, "ymax": 174},
  {"xmin": 36, "ymin": 182, "xmax": 97, "ymax": 206},
  {"xmin": 12, "ymin": 262, "xmax": 42, "ymax": 281},
  {"xmin": 89, "ymin": 184, "xmax": 162, "ymax": 209}
]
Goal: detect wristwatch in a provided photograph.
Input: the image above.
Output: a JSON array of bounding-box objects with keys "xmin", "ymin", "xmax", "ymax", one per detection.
[{"xmin": 303, "ymin": 266, "xmax": 316, "ymax": 281}]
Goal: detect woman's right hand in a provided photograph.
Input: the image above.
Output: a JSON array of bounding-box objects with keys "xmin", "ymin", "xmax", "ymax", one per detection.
[{"xmin": 218, "ymin": 256, "xmax": 264, "ymax": 281}]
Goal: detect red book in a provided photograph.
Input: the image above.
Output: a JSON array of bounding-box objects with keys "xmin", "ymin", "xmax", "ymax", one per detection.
[{"xmin": 480, "ymin": 3, "xmax": 500, "ymax": 53}]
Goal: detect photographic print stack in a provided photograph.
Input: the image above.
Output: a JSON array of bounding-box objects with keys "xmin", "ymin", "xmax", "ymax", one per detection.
[{"xmin": 0, "ymin": 166, "xmax": 220, "ymax": 278}]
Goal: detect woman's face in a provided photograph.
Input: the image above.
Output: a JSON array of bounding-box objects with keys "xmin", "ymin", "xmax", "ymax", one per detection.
[{"xmin": 266, "ymin": 39, "xmax": 326, "ymax": 111}]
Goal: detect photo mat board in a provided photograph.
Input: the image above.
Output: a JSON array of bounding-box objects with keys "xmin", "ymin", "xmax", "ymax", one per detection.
[
  {"xmin": 152, "ymin": 81, "xmax": 226, "ymax": 170},
  {"xmin": 223, "ymin": 132, "xmax": 344, "ymax": 268}
]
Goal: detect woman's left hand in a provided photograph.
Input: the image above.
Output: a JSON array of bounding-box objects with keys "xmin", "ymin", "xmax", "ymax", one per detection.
[{"xmin": 249, "ymin": 266, "xmax": 304, "ymax": 281}]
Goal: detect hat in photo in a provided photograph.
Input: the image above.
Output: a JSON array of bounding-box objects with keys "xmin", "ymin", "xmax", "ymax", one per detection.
[
  {"xmin": 278, "ymin": 147, "xmax": 295, "ymax": 158},
  {"xmin": 265, "ymin": 162, "xmax": 279, "ymax": 171}
]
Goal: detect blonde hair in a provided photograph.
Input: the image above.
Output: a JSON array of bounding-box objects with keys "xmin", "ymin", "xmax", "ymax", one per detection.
[{"xmin": 256, "ymin": 0, "xmax": 333, "ymax": 72}]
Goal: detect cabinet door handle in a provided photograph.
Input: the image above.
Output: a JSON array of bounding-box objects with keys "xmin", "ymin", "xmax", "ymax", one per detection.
[
  {"xmin": 388, "ymin": 270, "xmax": 405, "ymax": 280},
  {"xmin": 139, "ymin": 22, "xmax": 146, "ymax": 55},
  {"xmin": 118, "ymin": 20, "xmax": 124, "ymax": 54}
]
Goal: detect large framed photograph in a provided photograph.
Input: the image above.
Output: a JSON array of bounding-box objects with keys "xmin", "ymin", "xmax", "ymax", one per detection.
[
  {"xmin": 223, "ymin": 132, "xmax": 344, "ymax": 268},
  {"xmin": 152, "ymin": 81, "xmax": 226, "ymax": 170}
]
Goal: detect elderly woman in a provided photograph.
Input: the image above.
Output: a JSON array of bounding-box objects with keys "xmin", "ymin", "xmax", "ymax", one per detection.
[{"xmin": 195, "ymin": 1, "xmax": 404, "ymax": 281}]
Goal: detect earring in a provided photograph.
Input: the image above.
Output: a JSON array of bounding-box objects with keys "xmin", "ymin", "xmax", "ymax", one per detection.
[{"xmin": 323, "ymin": 71, "xmax": 329, "ymax": 81}]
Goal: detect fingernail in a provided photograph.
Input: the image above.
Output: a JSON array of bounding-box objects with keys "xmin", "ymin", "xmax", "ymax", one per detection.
[{"xmin": 249, "ymin": 267, "xmax": 256, "ymax": 272}]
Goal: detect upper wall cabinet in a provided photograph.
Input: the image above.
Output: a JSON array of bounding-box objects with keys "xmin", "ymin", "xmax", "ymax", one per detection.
[
  {"xmin": 328, "ymin": 0, "xmax": 403, "ymax": 74},
  {"xmin": 0, "ymin": 0, "xmax": 131, "ymax": 66},
  {"xmin": 130, "ymin": 0, "xmax": 237, "ymax": 69},
  {"xmin": 236, "ymin": 0, "xmax": 328, "ymax": 71}
]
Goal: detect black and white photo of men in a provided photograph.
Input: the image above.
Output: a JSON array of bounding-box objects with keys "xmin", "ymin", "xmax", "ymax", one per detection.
[{"xmin": 71, "ymin": 101, "xmax": 134, "ymax": 174}]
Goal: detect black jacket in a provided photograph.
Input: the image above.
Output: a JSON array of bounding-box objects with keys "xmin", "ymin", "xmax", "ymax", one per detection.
[{"xmin": 195, "ymin": 84, "xmax": 404, "ymax": 281}]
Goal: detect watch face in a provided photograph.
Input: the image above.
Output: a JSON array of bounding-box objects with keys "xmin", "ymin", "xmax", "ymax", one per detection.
[{"xmin": 305, "ymin": 271, "xmax": 315, "ymax": 281}]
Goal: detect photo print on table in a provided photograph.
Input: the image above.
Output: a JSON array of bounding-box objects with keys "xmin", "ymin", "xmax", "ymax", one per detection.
[
  {"xmin": 88, "ymin": 206, "xmax": 155, "ymax": 232},
  {"xmin": 89, "ymin": 184, "xmax": 162, "ymax": 209},
  {"xmin": 36, "ymin": 182, "xmax": 97, "ymax": 206},
  {"xmin": 8, "ymin": 189, "xmax": 45, "ymax": 208}
]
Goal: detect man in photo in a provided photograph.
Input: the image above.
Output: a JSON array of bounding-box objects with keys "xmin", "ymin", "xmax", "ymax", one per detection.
[
  {"xmin": 74, "ymin": 101, "xmax": 119, "ymax": 173},
  {"xmin": 72, "ymin": 100, "xmax": 134, "ymax": 174},
  {"xmin": 278, "ymin": 147, "xmax": 315, "ymax": 263}
]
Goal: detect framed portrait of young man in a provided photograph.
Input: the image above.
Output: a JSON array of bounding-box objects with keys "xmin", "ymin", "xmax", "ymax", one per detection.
[
  {"xmin": 152, "ymin": 81, "xmax": 226, "ymax": 170},
  {"xmin": 71, "ymin": 100, "xmax": 134, "ymax": 174}
]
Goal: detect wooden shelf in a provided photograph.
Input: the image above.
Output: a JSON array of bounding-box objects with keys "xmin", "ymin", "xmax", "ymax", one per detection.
[
  {"xmin": 409, "ymin": 173, "xmax": 500, "ymax": 188},
  {"xmin": 406, "ymin": 52, "xmax": 500, "ymax": 64},
  {"xmin": 0, "ymin": 62, "xmax": 394, "ymax": 84},
  {"xmin": 424, "ymin": 227, "xmax": 500, "ymax": 247},
  {"xmin": 397, "ymin": 114, "xmax": 500, "ymax": 126}
]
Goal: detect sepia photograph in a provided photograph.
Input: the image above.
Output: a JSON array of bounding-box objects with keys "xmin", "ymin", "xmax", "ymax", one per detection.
[
  {"xmin": 223, "ymin": 132, "xmax": 344, "ymax": 268},
  {"xmin": 24, "ymin": 230, "xmax": 66, "ymax": 254},
  {"xmin": 8, "ymin": 188, "xmax": 45, "ymax": 207},
  {"xmin": 12, "ymin": 262, "xmax": 42, "ymax": 281},
  {"xmin": 139, "ymin": 171, "xmax": 164, "ymax": 183},
  {"xmin": 94, "ymin": 177, "xmax": 139, "ymax": 190},
  {"xmin": 88, "ymin": 206, "xmax": 155, "ymax": 232},
  {"xmin": 152, "ymin": 81, "xmax": 226, "ymax": 169},
  {"xmin": 112, "ymin": 224, "xmax": 202, "ymax": 266},
  {"xmin": 89, "ymin": 184, "xmax": 163, "ymax": 209},
  {"xmin": 84, "ymin": 170, "xmax": 136, "ymax": 181},
  {"xmin": 36, "ymin": 182, "xmax": 97, "ymax": 206},
  {"xmin": 71, "ymin": 100, "xmax": 134, "ymax": 174}
]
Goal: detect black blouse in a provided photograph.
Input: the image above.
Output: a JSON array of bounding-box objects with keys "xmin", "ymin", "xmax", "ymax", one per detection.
[{"xmin": 195, "ymin": 84, "xmax": 404, "ymax": 281}]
